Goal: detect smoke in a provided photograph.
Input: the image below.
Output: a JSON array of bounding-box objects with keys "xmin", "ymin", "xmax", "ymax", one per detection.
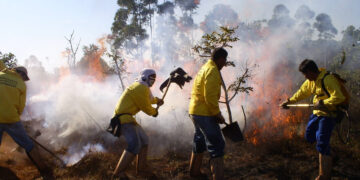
[
  {"xmin": 200, "ymin": 4, "xmax": 239, "ymax": 33},
  {"xmin": 314, "ymin": 13, "xmax": 338, "ymax": 37},
  {"xmin": 20, "ymin": 1, "xmax": 353, "ymax": 164},
  {"xmin": 268, "ymin": 4, "xmax": 295, "ymax": 31},
  {"xmin": 295, "ymin": 5, "xmax": 315, "ymax": 21}
]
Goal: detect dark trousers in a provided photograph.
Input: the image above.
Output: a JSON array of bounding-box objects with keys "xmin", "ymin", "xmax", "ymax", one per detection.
[{"xmin": 190, "ymin": 115, "xmax": 225, "ymax": 158}]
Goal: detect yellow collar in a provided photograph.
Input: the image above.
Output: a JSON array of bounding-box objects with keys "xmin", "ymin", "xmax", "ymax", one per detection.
[{"xmin": 315, "ymin": 68, "xmax": 327, "ymax": 82}]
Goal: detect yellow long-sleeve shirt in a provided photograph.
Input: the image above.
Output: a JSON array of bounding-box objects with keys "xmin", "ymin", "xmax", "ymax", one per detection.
[
  {"xmin": 114, "ymin": 82, "xmax": 158, "ymax": 124},
  {"xmin": 0, "ymin": 69, "xmax": 27, "ymax": 123},
  {"xmin": 189, "ymin": 59, "xmax": 221, "ymax": 116},
  {"xmin": 289, "ymin": 68, "xmax": 346, "ymax": 117}
]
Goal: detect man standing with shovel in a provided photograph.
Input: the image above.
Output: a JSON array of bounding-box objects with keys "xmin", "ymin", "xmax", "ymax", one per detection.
[
  {"xmin": 280, "ymin": 59, "xmax": 348, "ymax": 180},
  {"xmin": 0, "ymin": 66, "xmax": 53, "ymax": 179},
  {"xmin": 188, "ymin": 47, "xmax": 227, "ymax": 180}
]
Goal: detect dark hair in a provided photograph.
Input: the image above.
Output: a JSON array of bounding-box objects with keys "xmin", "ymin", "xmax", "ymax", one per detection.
[
  {"xmin": 299, "ymin": 59, "xmax": 319, "ymax": 73},
  {"xmin": 211, "ymin": 47, "xmax": 228, "ymax": 61}
]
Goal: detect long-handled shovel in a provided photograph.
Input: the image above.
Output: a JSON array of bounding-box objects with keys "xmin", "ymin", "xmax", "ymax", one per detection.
[
  {"xmin": 219, "ymin": 73, "xmax": 244, "ymax": 142},
  {"xmin": 156, "ymin": 67, "xmax": 192, "ymax": 110}
]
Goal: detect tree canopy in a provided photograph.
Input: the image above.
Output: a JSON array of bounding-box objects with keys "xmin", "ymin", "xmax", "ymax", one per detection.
[{"xmin": 0, "ymin": 51, "xmax": 17, "ymax": 68}]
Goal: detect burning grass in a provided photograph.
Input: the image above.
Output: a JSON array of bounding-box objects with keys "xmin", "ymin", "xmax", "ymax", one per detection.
[
  {"xmin": 2, "ymin": 104, "xmax": 360, "ymax": 179},
  {"xmin": 2, "ymin": 128, "xmax": 360, "ymax": 179}
]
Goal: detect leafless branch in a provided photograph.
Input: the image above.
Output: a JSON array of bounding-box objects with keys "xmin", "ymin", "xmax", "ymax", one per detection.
[{"xmin": 65, "ymin": 30, "xmax": 81, "ymax": 68}]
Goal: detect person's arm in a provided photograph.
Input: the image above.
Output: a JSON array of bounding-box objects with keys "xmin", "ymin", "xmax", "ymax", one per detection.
[
  {"xmin": 133, "ymin": 87, "xmax": 157, "ymax": 116},
  {"xmin": 289, "ymin": 80, "xmax": 312, "ymax": 103},
  {"xmin": 322, "ymin": 75, "xmax": 346, "ymax": 108},
  {"xmin": 204, "ymin": 69, "xmax": 221, "ymax": 116}
]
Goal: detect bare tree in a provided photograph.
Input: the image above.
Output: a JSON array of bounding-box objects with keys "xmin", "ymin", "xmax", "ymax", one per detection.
[{"xmin": 64, "ymin": 30, "xmax": 81, "ymax": 69}]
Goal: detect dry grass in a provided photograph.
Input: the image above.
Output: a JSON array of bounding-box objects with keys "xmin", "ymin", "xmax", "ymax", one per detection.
[
  {"xmin": 1, "ymin": 116, "xmax": 360, "ymax": 179},
  {"xmin": 47, "ymin": 130, "xmax": 360, "ymax": 180}
]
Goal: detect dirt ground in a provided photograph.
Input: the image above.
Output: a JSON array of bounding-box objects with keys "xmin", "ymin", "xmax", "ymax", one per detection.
[{"xmin": 1, "ymin": 125, "xmax": 360, "ymax": 180}]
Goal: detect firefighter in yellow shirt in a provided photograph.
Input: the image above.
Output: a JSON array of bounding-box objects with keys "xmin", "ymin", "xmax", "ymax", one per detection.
[
  {"xmin": 111, "ymin": 69, "xmax": 164, "ymax": 179},
  {"xmin": 188, "ymin": 48, "xmax": 227, "ymax": 180},
  {"xmin": 0, "ymin": 66, "xmax": 53, "ymax": 178},
  {"xmin": 281, "ymin": 59, "xmax": 347, "ymax": 180}
]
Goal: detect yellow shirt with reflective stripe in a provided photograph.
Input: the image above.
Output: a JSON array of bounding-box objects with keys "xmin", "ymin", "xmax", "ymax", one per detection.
[
  {"xmin": 189, "ymin": 59, "xmax": 221, "ymax": 116},
  {"xmin": 0, "ymin": 69, "xmax": 27, "ymax": 123},
  {"xmin": 289, "ymin": 68, "xmax": 346, "ymax": 117},
  {"xmin": 114, "ymin": 82, "xmax": 158, "ymax": 124}
]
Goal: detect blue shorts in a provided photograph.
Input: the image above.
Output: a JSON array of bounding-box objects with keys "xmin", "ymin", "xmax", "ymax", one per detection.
[
  {"xmin": 0, "ymin": 121, "xmax": 34, "ymax": 152},
  {"xmin": 121, "ymin": 123, "xmax": 149, "ymax": 154}
]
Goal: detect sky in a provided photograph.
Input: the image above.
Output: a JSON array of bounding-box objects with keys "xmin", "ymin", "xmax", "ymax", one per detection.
[{"xmin": 1, "ymin": 0, "xmax": 359, "ymax": 71}]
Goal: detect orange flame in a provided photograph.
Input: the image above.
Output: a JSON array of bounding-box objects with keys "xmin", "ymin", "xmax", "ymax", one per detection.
[
  {"xmin": 236, "ymin": 38, "xmax": 309, "ymax": 145},
  {"xmin": 86, "ymin": 37, "xmax": 107, "ymax": 81},
  {"xmin": 244, "ymin": 63, "xmax": 307, "ymax": 145}
]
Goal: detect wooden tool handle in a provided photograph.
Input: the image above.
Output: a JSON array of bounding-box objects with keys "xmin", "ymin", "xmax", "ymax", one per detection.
[
  {"xmin": 156, "ymin": 77, "xmax": 172, "ymax": 111},
  {"xmin": 220, "ymin": 72, "xmax": 233, "ymax": 124}
]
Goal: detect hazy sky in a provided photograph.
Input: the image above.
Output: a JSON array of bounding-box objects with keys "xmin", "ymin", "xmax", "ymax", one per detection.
[{"xmin": 1, "ymin": 0, "xmax": 359, "ymax": 70}]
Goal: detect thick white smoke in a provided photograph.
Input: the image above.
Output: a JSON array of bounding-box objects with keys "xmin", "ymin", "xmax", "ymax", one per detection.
[{"xmin": 20, "ymin": 1, "xmax": 348, "ymax": 164}]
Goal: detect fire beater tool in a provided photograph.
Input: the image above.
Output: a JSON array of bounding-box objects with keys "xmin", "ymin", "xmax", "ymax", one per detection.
[
  {"xmin": 28, "ymin": 136, "xmax": 66, "ymax": 168},
  {"xmin": 23, "ymin": 111, "xmax": 66, "ymax": 167},
  {"xmin": 219, "ymin": 73, "xmax": 244, "ymax": 142},
  {"xmin": 157, "ymin": 67, "xmax": 192, "ymax": 110},
  {"xmin": 282, "ymin": 103, "xmax": 351, "ymax": 144}
]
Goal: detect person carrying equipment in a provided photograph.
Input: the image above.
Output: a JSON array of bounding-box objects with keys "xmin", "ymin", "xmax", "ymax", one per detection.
[
  {"xmin": 280, "ymin": 59, "xmax": 349, "ymax": 180},
  {"xmin": 188, "ymin": 47, "xmax": 228, "ymax": 180},
  {"xmin": 0, "ymin": 66, "xmax": 53, "ymax": 179},
  {"xmin": 111, "ymin": 68, "xmax": 164, "ymax": 180}
]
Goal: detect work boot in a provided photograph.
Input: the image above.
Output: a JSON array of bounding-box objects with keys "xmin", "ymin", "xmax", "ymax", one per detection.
[
  {"xmin": 189, "ymin": 152, "xmax": 207, "ymax": 179},
  {"xmin": 27, "ymin": 145, "xmax": 54, "ymax": 180},
  {"xmin": 136, "ymin": 145, "xmax": 156, "ymax": 178},
  {"xmin": 210, "ymin": 157, "xmax": 224, "ymax": 180},
  {"xmin": 315, "ymin": 153, "xmax": 332, "ymax": 180},
  {"xmin": 112, "ymin": 150, "xmax": 135, "ymax": 180}
]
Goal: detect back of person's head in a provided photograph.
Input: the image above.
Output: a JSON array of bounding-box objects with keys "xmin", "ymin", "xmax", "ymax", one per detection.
[
  {"xmin": 211, "ymin": 47, "xmax": 228, "ymax": 61},
  {"xmin": 299, "ymin": 59, "xmax": 319, "ymax": 73},
  {"xmin": 14, "ymin": 66, "xmax": 30, "ymax": 81}
]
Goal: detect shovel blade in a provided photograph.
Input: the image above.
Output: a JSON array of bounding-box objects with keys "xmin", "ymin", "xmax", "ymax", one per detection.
[{"xmin": 222, "ymin": 122, "xmax": 244, "ymax": 142}]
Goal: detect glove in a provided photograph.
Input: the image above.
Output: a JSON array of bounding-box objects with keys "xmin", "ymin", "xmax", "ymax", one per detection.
[
  {"xmin": 280, "ymin": 98, "xmax": 291, "ymax": 109},
  {"xmin": 106, "ymin": 114, "xmax": 121, "ymax": 137},
  {"xmin": 152, "ymin": 110, "xmax": 159, "ymax": 117},
  {"xmin": 156, "ymin": 98, "xmax": 164, "ymax": 106},
  {"xmin": 215, "ymin": 113, "xmax": 225, "ymax": 124},
  {"xmin": 314, "ymin": 100, "xmax": 327, "ymax": 110}
]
